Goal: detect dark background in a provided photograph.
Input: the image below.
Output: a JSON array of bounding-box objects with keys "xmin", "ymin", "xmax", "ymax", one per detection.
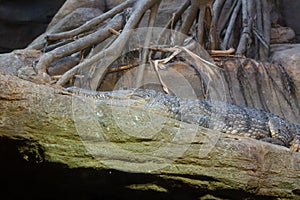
[{"xmin": 0, "ymin": 0, "xmax": 66, "ymax": 53}]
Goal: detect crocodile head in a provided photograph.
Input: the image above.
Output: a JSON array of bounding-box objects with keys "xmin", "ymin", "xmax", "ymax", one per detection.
[
  {"xmin": 68, "ymin": 87, "xmax": 178, "ymax": 118},
  {"xmin": 68, "ymin": 87, "xmax": 164, "ymax": 106}
]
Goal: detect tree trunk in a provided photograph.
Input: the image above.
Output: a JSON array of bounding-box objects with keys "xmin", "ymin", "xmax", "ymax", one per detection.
[{"xmin": 0, "ymin": 72, "xmax": 299, "ymax": 199}]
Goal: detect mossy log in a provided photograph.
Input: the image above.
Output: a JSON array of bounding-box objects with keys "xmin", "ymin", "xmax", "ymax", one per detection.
[{"xmin": 0, "ymin": 73, "xmax": 299, "ymax": 199}]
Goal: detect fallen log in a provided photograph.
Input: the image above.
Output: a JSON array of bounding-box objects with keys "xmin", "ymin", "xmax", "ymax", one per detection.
[{"xmin": 0, "ymin": 72, "xmax": 299, "ymax": 199}]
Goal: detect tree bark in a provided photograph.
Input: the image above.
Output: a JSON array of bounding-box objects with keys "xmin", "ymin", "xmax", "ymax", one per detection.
[{"xmin": 0, "ymin": 72, "xmax": 299, "ymax": 198}]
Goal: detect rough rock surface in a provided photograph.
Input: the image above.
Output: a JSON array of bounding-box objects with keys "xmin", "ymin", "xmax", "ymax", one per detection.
[
  {"xmin": 271, "ymin": 25, "xmax": 296, "ymax": 43},
  {"xmin": 47, "ymin": 0, "xmax": 106, "ymax": 29},
  {"xmin": 271, "ymin": 44, "xmax": 300, "ymax": 96},
  {"xmin": 0, "ymin": 49, "xmax": 40, "ymax": 76},
  {"xmin": 29, "ymin": 7, "xmax": 103, "ymax": 47},
  {"xmin": 0, "ymin": 72, "xmax": 300, "ymax": 199}
]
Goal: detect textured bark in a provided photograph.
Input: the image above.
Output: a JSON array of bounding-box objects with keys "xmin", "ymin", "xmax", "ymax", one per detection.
[{"xmin": 0, "ymin": 72, "xmax": 300, "ymax": 199}]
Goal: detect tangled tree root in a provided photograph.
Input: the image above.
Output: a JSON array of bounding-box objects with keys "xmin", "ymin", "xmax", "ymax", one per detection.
[{"xmin": 28, "ymin": 0, "xmax": 271, "ymax": 90}]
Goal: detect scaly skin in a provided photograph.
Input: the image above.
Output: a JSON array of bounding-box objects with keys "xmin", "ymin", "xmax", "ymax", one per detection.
[{"xmin": 68, "ymin": 87, "xmax": 300, "ymax": 152}]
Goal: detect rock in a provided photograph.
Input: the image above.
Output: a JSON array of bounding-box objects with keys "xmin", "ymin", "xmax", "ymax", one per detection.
[
  {"xmin": 48, "ymin": 8, "xmax": 103, "ymax": 33},
  {"xmin": 0, "ymin": 49, "xmax": 53, "ymax": 84},
  {"xmin": 47, "ymin": 0, "xmax": 106, "ymax": 29},
  {"xmin": 218, "ymin": 57, "xmax": 300, "ymax": 124},
  {"xmin": 270, "ymin": 44, "xmax": 300, "ymax": 89},
  {"xmin": 0, "ymin": 72, "xmax": 300, "ymax": 199},
  {"xmin": 29, "ymin": 7, "xmax": 103, "ymax": 47},
  {"xmin": 271, "ymin": 25, "xmax": 296, "ymax": 43},
  {"xmin": 0, "ymin": 49, "xmax": 40, "ymax": 76},
  {"xmin": 105, "ymin": 0, "xmax": 126, "ymax": 11}
]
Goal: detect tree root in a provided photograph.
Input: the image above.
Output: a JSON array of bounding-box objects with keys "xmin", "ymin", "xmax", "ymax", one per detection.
[{"xmin": 30, "ymin": 0, "xmax": 271, "ymax": 88}]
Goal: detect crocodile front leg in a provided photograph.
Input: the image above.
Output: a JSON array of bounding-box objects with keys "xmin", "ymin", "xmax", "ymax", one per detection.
[
  {"xmin": 290, "ymin": 135, "xmax": 300, "ymax": 152},
  {"xmin": 266, "ymin": 117, "xmax": 300, "ymax": 152},
  {"xmin": 267, "ymin": 118, "xmax": 293, "ymax": 145}
]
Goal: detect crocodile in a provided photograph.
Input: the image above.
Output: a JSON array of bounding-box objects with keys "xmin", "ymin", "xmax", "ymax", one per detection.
[{"xmin": 67, "ymin": 87, "xmax": 300, "ymax": 152}]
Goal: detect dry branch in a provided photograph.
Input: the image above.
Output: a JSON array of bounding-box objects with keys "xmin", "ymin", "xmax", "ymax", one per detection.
[
  {"xmin": 135, "ymin": 1, "xmax": 161, "ymax": 88},
  {"xmin": 67, "ymin": 0, "xmax": 163, "ymax": 90},
  {"xmin": 35, "ymin": 13, "xmax": 125, "ymax": 74}
]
